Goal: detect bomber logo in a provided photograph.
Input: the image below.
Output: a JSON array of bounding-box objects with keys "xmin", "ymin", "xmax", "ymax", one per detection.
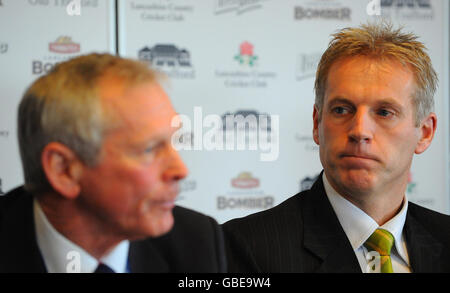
[
  {"xmin": 33, "ymin": 36, "xmax": 82, "ymax": 75},
  {"xmin": 294, "ymin": 5, "xmax": 351, "ymax": 21},
  {"xmin": 217, "ymin": 171, "xmax": 274, "ymax": 210}
]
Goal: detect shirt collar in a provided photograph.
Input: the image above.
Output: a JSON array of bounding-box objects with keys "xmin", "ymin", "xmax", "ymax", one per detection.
[
  {"xmin": 34, "ymin": 199, "xmax": 130, "ymax": 273},
  {"xmin": 322, "ymin": 173, "xmax": 409, "ymax": 263}
]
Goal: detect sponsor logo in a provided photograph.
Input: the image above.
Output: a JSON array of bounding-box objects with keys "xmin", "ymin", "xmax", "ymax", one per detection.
[
  {"xmin": 177, "ymin": 179, "xmax": 197, "ymax": 201},
  {"xmin": 296, "ymin": 52, "xmax": 322, "ymax": 81},
  {"xmin": 294, "ymin": 1, "xmax": 351, "ymax": 21},
  {"xmin": 172, "ymin": 107, "xmax": 279, "ymax": 162},
  {"xmin": 27, "ymin": 0, "xmax": 98, "ymax": 8},
  {"xmin": 49, "ymin": 36, "xmax": 80, "ymax": 54},
  {"xmin": 231, "ymin": 172, "xmax": 260, "ymax": 189},
  {"xmin": 214, "ymin": 0, "xmax": 269, "ymax": 15},
  {"xmin": 0, "ymin": 130, "xmax": 9, "ymax": 138},
  {"xmin": 0, "ymin": 42, "xmax": 7, "ymax": 54},
  {"xmin": 379, "ymin": 0, "xmax": 434, "ymax": 20},
  {"xmin": 381, "ymin": 0, "xmax": 431, "ymax": 8},
  {"xmin": 234, "ymin": 41, "xmax": 258, "ymax": 67},
  {"xmin": 405, "ymin": 171, "xmax": 433, "ymax": 207},
  {"xmin": 222, "ymin": 109, "xmax": 272, "ymax": 133},
  {"xmin": 180, "ymin": 179, "xmax": 197, "ymax": 193},
  {"xmin": 0, "ymin": 178, "xmax": 4, "ymax": 195},
  {"xmin": 406, "ymin": 171, "xmax": 417, "ymax": 194},
  {"xmin": 130, "ymin": 1, "xmax": 194, "ymax": 22},
  {"xmin": 32, "ymin": 36, "xmax": 82, "ymax": 75},
  {"xmin": 217, "ymin": 172, "xmax": 274, "ymax": 210},
  {"xmin": 295, "ymin": 133, "xmax": 319, "ymax": 152},
  {"xmin": 300, "ymin": 174, "xmax": 319, "ymax": 192},
  {"xmin": 215, "ymin": 41, "xmax": 276, "ymax": 88},
  {"xmin": 138, "ymin": 44, "xmax": 195, "ymax": 79}
]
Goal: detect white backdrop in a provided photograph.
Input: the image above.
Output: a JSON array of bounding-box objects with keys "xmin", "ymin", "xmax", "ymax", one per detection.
[
  {"xmin": 1, "ymin": 0, "xmax": 449, "ymax": 224},
  {"xmin": 0, "ymin": 0, "xmax": 116, "ymax": 193}
]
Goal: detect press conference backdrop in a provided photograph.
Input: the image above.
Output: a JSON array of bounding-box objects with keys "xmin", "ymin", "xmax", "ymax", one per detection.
[{"xmin": 0, "ymin": 0, "xmax": 449, "ymax": 224}]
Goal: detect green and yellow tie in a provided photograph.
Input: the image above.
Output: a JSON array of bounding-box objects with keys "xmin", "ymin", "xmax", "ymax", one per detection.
[{"xmin": 364, "ymin": 228, "xmax": 394, "ymax": 273}]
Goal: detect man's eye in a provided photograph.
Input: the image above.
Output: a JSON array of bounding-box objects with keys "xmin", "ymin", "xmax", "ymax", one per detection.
[
  {"xmin": 144, "ymin": 147, "xmax": 154, "ymax": 153},
  {"xmin": 377, "ymin": 109, "xmax": 393, "ymax": 117},
  {"xmin": 332, "ymin": 106, "xmax": 349, "ymax": 115},
  {"xmin": 144, "ymin": 142, "xmax": 165, "ymax": 154}
]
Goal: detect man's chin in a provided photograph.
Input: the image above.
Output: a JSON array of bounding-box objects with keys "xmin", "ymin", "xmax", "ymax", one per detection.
[
  {"xmin": 126, "ymin": 211, "xmax": 175, "ymax": 240},
  {"xmin": 146, "ymin": 211, "xmax": 175, "ymax": 238},
  {"xmin": 341, "ymin": 170, "xmax": 377, "ymax": 194}
]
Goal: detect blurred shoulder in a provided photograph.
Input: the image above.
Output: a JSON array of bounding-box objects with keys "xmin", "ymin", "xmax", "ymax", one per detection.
[
  {"xmin": 0, "ymin": 186, "xmax": 31, "ymax": 217},
  {"xmin": 172, "ymin": 205, "xmax": 220, "ymax": 232},
  {"xmin": 147, "ymin": 205, "xmax": 226, "ymax": 272}
]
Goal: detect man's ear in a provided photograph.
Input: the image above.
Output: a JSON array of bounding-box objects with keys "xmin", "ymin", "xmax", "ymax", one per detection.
[
  {"xmin": 415, "ymin": 112, "xmax": 437, "ymax": 155},
  {"xmin": 313, "ymin": 105, "xmax": 320, "ymax": 145},
  {"xmin": 41, "ymin": 142, "xmax": 84, "ymax": 199}
]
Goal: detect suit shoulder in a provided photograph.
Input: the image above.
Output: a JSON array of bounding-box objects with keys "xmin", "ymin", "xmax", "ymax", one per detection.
[
  {"xmin": 408, "ymin": 201, "xmax": 450, "ymax": 242},
  {"xmin": 222, "ymin": 191, "xmax": 306, "ymax": 234},
  {"xmin": 408, "ymin": 201, "xmax": 450, "ymax": 228}
]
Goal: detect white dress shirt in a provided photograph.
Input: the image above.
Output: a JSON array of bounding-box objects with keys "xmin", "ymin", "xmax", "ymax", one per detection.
[
  {"xmin": 322, "ymin": 174, "xmax": 411, "ymax": 273},
  {"xmin": 34, "ymin": 199, "xmax": 130, "ymax": 273}
]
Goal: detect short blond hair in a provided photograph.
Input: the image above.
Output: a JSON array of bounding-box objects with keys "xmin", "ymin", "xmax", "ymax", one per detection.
[
  {"xmin": 18, "ymin": 53, "xmax": 158, "ymax": 193},
  {"xmin": 314, "ymin": 22, "xmax": 437, "ymax": 126}
]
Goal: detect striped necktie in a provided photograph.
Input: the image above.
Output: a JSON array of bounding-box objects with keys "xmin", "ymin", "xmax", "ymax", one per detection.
[{"xmin": 364, "ymin": 228, "xmax": 395, "ymax": 273}]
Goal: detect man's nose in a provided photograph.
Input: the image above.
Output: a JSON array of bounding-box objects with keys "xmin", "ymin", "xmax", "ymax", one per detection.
[
  {"xmin": 348, "ymin": 108, "xmax": 374, "ymax": 143},
  {"xmin": 162, "ymin": 145, "xmax": 189, "ymax": 182}
]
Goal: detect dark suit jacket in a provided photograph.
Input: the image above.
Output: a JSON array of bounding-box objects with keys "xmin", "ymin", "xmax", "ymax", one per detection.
[
  {"xmin": 0, "ymin": 186, "xmax": 226, "ymax": 273},
  {"xmin": 223, "ymin": 173, "xmax": 450, "ymax": 273}
]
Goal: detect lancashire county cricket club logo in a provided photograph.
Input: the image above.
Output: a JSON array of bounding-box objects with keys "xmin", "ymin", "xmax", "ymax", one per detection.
[{"xmin": 234, "ymin": 41, "xmax": 258, "ymax": 67}]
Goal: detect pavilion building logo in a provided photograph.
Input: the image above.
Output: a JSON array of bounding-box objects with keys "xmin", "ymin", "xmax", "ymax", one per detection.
[{"xmin": 138, "ymin": 44, "xmax": 195, "ymax": 79}]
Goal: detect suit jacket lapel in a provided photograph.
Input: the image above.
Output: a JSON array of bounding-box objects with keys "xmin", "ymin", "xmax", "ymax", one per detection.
[
  {"xmin": 302, "ymin": 174, "xmax": 361, "ymax": 273},
  {"xmin": 404, "ymin": 210, "xmax": 444, "ymax": 273}
]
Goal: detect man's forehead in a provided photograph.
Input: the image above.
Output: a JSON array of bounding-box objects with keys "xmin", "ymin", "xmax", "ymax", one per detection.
[
  {"xmin": 328, "ymin": 55, "xmax": 415, "ymax": 77},
  {"xmin": 99, "ymin": 77, "xmax": 167, "ymax": 106},
  {"xmin": 98, "ymin": 77, "xmax": 175, "ymax": 127}
]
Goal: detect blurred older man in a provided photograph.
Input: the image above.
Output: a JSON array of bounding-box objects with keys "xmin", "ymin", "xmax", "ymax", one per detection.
[{"xmin": 0, "ymin": 54, "xmax": 226, "ymax": 273}]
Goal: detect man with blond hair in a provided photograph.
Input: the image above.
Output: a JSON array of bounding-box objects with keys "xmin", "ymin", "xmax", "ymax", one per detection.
[
  {"xmin": 0, "ymin": 53, "xmax": 226, "ymax": 273},
  {"xmin": 223, "ymin": 22, "xmax": 450, "ymax": 273}
]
